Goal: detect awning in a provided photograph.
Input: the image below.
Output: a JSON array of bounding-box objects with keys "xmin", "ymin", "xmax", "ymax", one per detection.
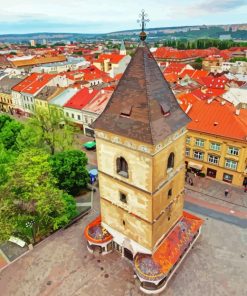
[
  {"xmin": 89, "ymin": 169, "xmax": 98, "ymax": 177},
  {"xmin": 188, "ymin": 161, "xmax": 203, "ymax": 170}
]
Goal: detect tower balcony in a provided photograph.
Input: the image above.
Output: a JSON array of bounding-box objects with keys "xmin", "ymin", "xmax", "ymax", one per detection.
[
  {"xmin": 84, "ymin": 216, "xmax": 113, "ymax": 255},
  {"xmin": 133, "ymin": 211, "xmax": 203, "ymax": 294}
]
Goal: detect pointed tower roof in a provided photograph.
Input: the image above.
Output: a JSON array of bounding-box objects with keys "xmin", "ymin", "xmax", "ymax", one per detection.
[
  {"xmin": 120, "ymin": 40, "xmax": 126, "ymax": 51},
  {"xmin": 92, "ymin": 43, "xmax": 191, "ymax": 145}
]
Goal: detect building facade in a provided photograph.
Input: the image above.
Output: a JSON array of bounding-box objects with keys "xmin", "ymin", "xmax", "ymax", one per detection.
[
  {"xmin": 185, "ymin": 99, "xmax": 247, "ymax": 187},
  {"xmin": 185, "ymin": 131, "xmax": 247, "ymax": 186}
]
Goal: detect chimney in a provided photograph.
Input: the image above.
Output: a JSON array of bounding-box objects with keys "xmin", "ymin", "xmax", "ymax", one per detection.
[
  {"xmin": 89, "ymin": 89, "xmax": 93, "ymax": 94},
  {"xmin": 185, "ymin": 103, "xmax": 192, "ymax": 114},
  {"xmin": 207, "ymin": 98, "xmax": 213, "ymax": 104},
  {"xmin": 235, "ymin": 109, "xmax": 240, "ymax": 116},
  {"xmin": 214, "ymin": 122, "xmax": 219, "ymax": 126},
  {"xmin": 221, "ymin": 101, "xmax": 226, "ymax": 105},
  {"xmin": 101, "ymin": 89, "xmax": 105, "ymax": 94}
]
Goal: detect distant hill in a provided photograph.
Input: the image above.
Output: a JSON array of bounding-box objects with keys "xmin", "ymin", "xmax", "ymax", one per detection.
[
  {"xmin": 0, "ymin": 23, "xmax": 246, "ymax": 43},
  {"xmin": 0, "ymin": 32, "xmax": 100, "ymax": 43}
]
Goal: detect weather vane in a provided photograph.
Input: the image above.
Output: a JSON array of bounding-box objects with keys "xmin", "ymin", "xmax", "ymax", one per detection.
[{"xmin": 137, "ymin": 9, "xmax": 149, "ymax": 41}]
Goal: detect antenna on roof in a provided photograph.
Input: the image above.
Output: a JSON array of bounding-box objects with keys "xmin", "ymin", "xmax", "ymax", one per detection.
[{"xmin": 137, "ymin": 9, "xmax": 149, "ymax": 41}]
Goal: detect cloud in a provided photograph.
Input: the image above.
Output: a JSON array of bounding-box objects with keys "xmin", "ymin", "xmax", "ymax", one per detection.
[
  {"xmin": 194, "ymin": 0, "xmax": 247, "ymax": 13},
  {"xmin": 0, "ymin": 0, "xmax": 246, "ymax": 33}
]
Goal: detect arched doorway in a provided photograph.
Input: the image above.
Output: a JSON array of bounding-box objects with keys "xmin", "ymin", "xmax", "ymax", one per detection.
[{"xmin": 124, "ymin": 248, "xmax": 133, "ymax": 261}]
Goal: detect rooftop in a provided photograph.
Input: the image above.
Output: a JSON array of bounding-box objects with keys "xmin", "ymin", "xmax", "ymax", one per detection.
[
  {"xmin": 83, "ymin": 90, "xmax": 113, "ymax": 114},
  {"xmin": 12, "ymin": 73, "xmax": 55, "ymax": 95},
  {"xmin": 0, "ymin": 76, "xmax": 23, "ymax": 94},
  {"xmin": 11, "ymin": 55, "xmax": 67, "ymax": 68},
  {"xmin": 36, "ymin": 86, "xmax": 64, "ymax": 101},
  {"xmin": 49, "ymin": 88, "xmax": 78, "ymax": 107},
  {"xmin": 63, "ymin": 87, "xmax": 99, "ymax": 110},
  {"xmin": 93, "ymin": 43, "xmax": 190, "ymax": 145},
  {"xmin": 187, "ymin": 99, "xmax": 247, "ymax": 141},
  {"xmin": 134, "ymin": 212, "xmax": 203, "ymax": 281},
  {"xmin": 94, "ymin": 53, "xmax": 126, "ymax": 64}
]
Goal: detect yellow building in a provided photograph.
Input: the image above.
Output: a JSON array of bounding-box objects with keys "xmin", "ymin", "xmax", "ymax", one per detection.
[
  {"xmin": 85, "ymin": 29, "xmax": 203, "ymax": 294},
  {"xmin": 185, "ymin": 99, "xmax": 247, "ymax": 187},
  {"xmin": 0, "ymin": 77, "xmax": 22, "ymax": 113}
]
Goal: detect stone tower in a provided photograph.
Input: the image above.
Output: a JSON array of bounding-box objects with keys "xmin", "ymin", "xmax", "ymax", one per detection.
[{"xmin": 85, "ymin": 16, "xmax": 203, "ymax": 294}]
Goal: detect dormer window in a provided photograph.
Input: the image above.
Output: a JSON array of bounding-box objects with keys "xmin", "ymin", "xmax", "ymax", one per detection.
[
  {"xmin": 120, "ymin": 105, "xmax": 132, "ymax": 117},
  {"xmin": 160, "ymin": 102, "xmax": 170, "ymax": 117},
  {"xmin": 117, "ymin": 157, "xmax": 128, "ymax": 178}
]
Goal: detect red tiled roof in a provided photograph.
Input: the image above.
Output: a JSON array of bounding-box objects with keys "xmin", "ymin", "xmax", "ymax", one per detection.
[
  {"xmin": 198, "ymin": 76, "xmax": 228, "ymax": 89},
  {"xmin": 179, "ymin": 69, "xmax": 195, "ymax": 79},
  {"xmin": 187, "ymin": 99, "xmax": 247, "ymax": 141},
  {"xmin": 179, "ymin": 69, "xmax": 209, "ymax": 80},
  {"xmin": 164, "ymin": 73, "xmax": 179, "ymax": 83},
  {"xmin": 114, "ymin": 73, "xmax": 123, "ymax": 81},
  {"xmin": 154, "ymin": 47, "xmax": 220, "ymax": 60},
  {"xmin": 63, "ymin": 87, "xmax": 99, "ymax": 110},
  {"xmin": 191, "ymin": 70, "xmax": 209, "ymax": 79},
  {"xmin": 12, "ymin": 73, "xmax": 55, "ymax": 94},
  {"xmin": 94, "ymin": 53, "xmax": 125, "ymax": 64},
  {"xmin": 134, "ymin": 212, "xmax": 203, "ymax": 281},
  {"xmin": 163, "ymin": 62, "xmax": 187, "ymax": 74},
  {"xmin": 176, "ymin": 92, "xmax": 200, "ymax": 112}
]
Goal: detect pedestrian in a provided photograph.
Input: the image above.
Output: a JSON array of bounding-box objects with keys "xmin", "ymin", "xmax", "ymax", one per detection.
[
  {"xmin": 224, "ymin": 189, "xmax": 229, "ymax": 197},
  {"xmin": 244, "ymin": 186, "xmax": 247, "ymax": 193}
]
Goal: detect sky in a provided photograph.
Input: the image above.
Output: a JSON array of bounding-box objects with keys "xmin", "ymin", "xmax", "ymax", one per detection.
[{"xmin": 0, "ymin": 0, "xmax": 246, "ymax": 34}]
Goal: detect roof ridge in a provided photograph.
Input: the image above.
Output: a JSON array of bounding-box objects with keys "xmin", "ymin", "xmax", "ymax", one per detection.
[{"xmin": 142, "ymin": 43, "xmax": 154, "ymax": 145}]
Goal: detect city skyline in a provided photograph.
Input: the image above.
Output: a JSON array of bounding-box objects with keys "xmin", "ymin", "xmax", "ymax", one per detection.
[{"xmin": 0, "ymin": 0, "xmax": 246, "ymax": 34}]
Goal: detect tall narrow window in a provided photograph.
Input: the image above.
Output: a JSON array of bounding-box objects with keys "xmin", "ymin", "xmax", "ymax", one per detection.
[
  {"xmin": 116, "ymin": 157, "xmax": 128, "ymax": 178},
  {"xmin": 167, "ymin": 152, "xmax": 175, "ymax": 170}
]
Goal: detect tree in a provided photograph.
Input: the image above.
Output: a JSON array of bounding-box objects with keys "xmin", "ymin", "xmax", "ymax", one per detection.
[
  {"xmin": 0, "ymin": 148, "xmax": 78, "ymax": 243},
  {"xmin": 15, "ymin": 122, "xmax": 44, "ymax": 152},
  {"xmin": 0, "ymin": 114, "xmax": 13, "ymax": 131},
  {"xmin": 0, "ymin": 120, "xmax": 23, "ymax": 150},
  {"xmin": 27, "ymin": 107, "xmax": 76, "ymax": 155},
  {"xmin": 49, "ymin": 150, "xmax": 89, "ymax": 196},
  {"xmin": 194, "ymin": 58, "xmax": 203, "ymax": 70},
  {"xmin": 0, "ymin": 143, "xmax": 16, "ymax": 186}
]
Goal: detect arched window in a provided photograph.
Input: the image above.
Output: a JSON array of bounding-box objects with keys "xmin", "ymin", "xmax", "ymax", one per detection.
[
  {"xmin": 116, "ymin": 157, "xmax": 128, "ymax": 178},
  {"xmin": 168, "ymin": 189, "xmax": 172, "ymax": 198},
  {"xmin": 167, "ymin": 152, "xmax": 175, "ymax": 170}
]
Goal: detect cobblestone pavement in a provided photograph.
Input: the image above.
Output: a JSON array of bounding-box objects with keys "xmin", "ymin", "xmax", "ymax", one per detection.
[
  {"xmin": 185, "ymin": 175, "xmax": 247, "ymax": 211},
  {"xmin": 0, "ymin": 189, "xmax": 246, "ymax": 296}
]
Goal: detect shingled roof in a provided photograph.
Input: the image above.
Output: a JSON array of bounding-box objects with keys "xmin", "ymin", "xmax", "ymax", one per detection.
[{"xmin": 92, "ymin": 43, "xmax": 190, "ymax": 145}]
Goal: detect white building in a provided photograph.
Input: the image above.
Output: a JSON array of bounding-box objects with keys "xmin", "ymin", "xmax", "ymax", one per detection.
[
  {"xmin": 31, "ymin": 57, "xmax": 90, "ymax": 74},
  {"xmin": 30, "ymin": 40, "xmax": 36, "ymax": 47},
  {"xmin": 222, "ymin": 87, "xmax": 247, "ymax": 108},
  {"xmin": 221, "ymin": 61, "xmax": 247, "ymax": 75}
]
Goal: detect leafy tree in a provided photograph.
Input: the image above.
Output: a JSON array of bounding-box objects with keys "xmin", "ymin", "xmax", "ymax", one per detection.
[
  {"xmin": 0, "ymin": 148, "xmax": 78, "ymax": 243},
  {"xmin": 0, "ymin": 114, "xmax": 13, "ymax": 131},
  {"xmin": 0, "ymin": 143, "xmax": 16, "ymax": 186},
  {"xmin": 49, "ymin": 150, "xmax": 89, "ymax": 196},
  {"xmin": 28, "ymin": 107, "xmax": 76, "ymax": 155},
  {"xmin": 230, "ymin": 57, "xmax": 247, "ymax": 62},
  {"xmin": 15, "ymin": 122, "xmax": 44, "ymax": 152},
  {"xmin": 0, "ymin": 120, "xmax": 23, "ymax": 150},
  {"xmin": 194, "ymin": 58, "xmax": 203, "ymax": 70}
]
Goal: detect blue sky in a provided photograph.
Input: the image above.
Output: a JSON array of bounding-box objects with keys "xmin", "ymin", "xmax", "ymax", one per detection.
[{"xmin": 0, "ymin": 0, "xmax": 246, "ymax": 34}]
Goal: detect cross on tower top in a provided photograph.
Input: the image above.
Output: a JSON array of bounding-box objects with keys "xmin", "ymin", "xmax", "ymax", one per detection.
[{"xmin": 137, "ymin": 10, "xmax": 149, "ymax": 41}]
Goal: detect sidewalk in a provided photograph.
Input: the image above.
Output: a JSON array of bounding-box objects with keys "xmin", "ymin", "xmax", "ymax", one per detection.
[{"xmin": 185, "ymin": 175, "xmax": 247, "ymax": 209}]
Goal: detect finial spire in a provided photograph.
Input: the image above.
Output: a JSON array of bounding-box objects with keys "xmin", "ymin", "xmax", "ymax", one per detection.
[{"xmin": 137, "ymin": 10, "xmax": 149, "ymax": 41}]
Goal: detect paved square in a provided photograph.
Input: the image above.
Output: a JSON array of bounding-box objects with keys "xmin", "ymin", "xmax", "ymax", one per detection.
[{"xmin": 0, "ymin": 205, "xmax": 246, "ymax": 296}]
